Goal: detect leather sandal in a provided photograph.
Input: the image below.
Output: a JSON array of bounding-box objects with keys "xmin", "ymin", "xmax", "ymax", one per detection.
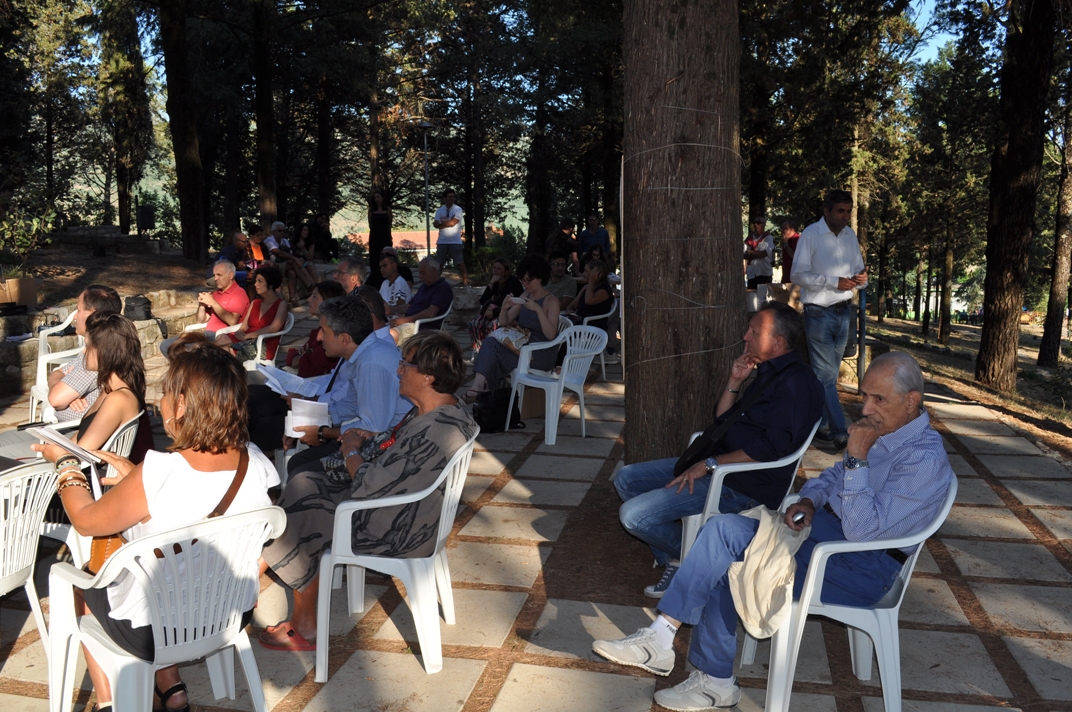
[{"xmin": 154, "ymin": 681, "xmax": 190, "ymax": 712}]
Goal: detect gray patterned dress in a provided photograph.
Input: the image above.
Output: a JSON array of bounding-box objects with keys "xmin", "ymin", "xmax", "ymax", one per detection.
[{"xmin": 263, "ymin": 400, "xmax": 477, "ymax": 592}]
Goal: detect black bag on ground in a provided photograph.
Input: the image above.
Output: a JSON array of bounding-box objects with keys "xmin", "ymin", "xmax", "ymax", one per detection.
[
  {"xmin": 472, "ymin": 386, "xmax": 523, "ymax": 434},
  {"xmin": 124, "ymin": 295, "xmax": 152, "ymax": 321}
]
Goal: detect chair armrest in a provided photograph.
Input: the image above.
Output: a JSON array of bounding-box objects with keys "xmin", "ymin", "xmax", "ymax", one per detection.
[
  {"xmin": 517, "ymin": 329, "xmax": 570, "ymax": 373},
  {"xmin": 50, "ymin": 560, "xmax": 97, "ymax": 589},
  {"xmin": 184, "ymin": 322, "xmax": 207, "ymax": 333},
  {"xmin": 215, "ymin": 323, "xmax": 242, "ymax": 336}
]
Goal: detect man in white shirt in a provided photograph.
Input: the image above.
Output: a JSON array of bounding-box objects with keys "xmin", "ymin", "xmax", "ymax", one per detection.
[
  {"xmin": 743, "ymin": 216, "xmax": 775, "ymax": 289},
  {"xmin": 378, "ymin": 251, "xmax": 412, "ymax": 314},
  {"xmin": 791, "ymin": 189, "xmax": 867, "ymax": 451},
  {"xmin": 433, "ymin": 188, "xmax": 467, "ymax": 285}
]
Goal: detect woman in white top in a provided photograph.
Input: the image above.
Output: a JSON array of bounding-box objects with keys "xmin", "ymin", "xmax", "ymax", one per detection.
[{"xmin": 52, "ymin": 334, "xmax": 279, "ymax": 712}]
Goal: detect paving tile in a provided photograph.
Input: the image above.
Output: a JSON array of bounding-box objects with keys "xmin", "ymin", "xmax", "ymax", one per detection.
[
  {"xmin": 255, "ymin": 581, "xmax": 388, "ymax": 639},
  {"xmin": 1002, "ymin": 479, "xmax": 1072, "ymax": 507},
  {"xmin": 446, "ymin": 541, "xmax": 550, "ymax": 587},
  {"xmin": 735, "ymin": 621, "xmax": 832, "ymax": 683},
  {"xmin": 740, "ymin": 689, "xmax": 836, "ymax": 712},
  {"xmin": 535, "ymin": 436, "xmax": 616, "ymax": 457},
  {"xmin": 953, "ymin": 435, "xmax": 1044, "ymax": 456},
  {"xmin": 493, "ymin": 478, "xmax": 592, "ymax": 506},
  {"xmin": 0, "ymin": 634, "xmax": 90, "ymax": 689},
  {"xmin": 955, "ymin": 479, "xmax": 1004, "ymax": 505},
  {"xmin": 182, "ymin": 643, "xmax": 314, "ymax": 711},
  {"xmin": 941, "ymin": 419, "xmax": 1017, "ymax": 437},
  {"xmin": 515, "ymin": 455, "xmax": 605, "ymax": 481},
  {"xmin": 556, "ymin": 418, "xmax": 625, "ymax": 439},
  {"xmin": 899, "ymin": 578, "xmax": 970, "ymax": 626},
  {"xmin": 939, "ymin": 507, "xmax": 1035, "ymax": 539},
  {"xmin": 489, "ymin": 663, "xmax": 655, "ymax": 712},
  {"xmin": 374, "ymin": 588, "xmax": 528, "ymax": 648},
  {"xmin": 475, "ymin": 432, "xmax": 533, "ymax": 452},
  {"xmin": 943, "ymin": 437, "xmax": 957, "ymax": 453},
  {"xmin": 0, "ymin": 605, "xmax": 38, "ymax": 642},
  {"xmin": 0, "ymin": 693, "xmax": 56, "ymax": 712},
  {"xmin": 468, "ymin": 450, "xmax": 513, "ymax": 475},
  {"xmin": 863, "ymin": 699, "xmax": 1020, "ymax": 712},
  {"xmin": 971, "ymin": 583, "xmax": 1072, "ymax": 633},
  {"xmin": 947, "ymin": 453, "xmax": 979, "ymax": 478},
  {"xmin": 1002, "ymin": 636, "xmax": 1072, "ymax": 701},
  {"xmin": 458, "ymin": 506, "xmax": 569, "ymax": 542},
  {"xmin": 461, "ymin": 475, "xmax": 496, "ymax": 502},
  {"xmin": 1031, "ymin": 508, "xmax": 1072, "ymax": 539},
  {"xmin": 802, "ymin": 448, "xmax": 841, "ymax": 471},
  {"xmin": 977, "ymin": 455, "xmax": 1072, "ymax": 480},
  {"xmin": 859, "ymin": 630, "xmax": 1011, "ymax": 696},
  {"xmin": 583, "ymin": 392, "xmax": 625, "ymax": 406},
  {"xmin": 914, "ymin": 547, "xmax": 941, "ymax": 574},
  {"xmin": 304, "ymin": 650, "xmax": 486, "ymax": 711},
  {"xmin": 523, "ymin": 599, "xmax": 656, "ymax": 659},
  {"xmin": 564, "ymin": 403, "xmax": 626, "ymax": 422},
  {"xmin": 945, "ymin": 541, "xmax": 1072, "ymax": 582},
  {"xmin": 586, "ymin": 381, "xmax": 625, "ymax": 396},
  {"xmin": 927, "ymin": 403, "xmax": 999, "ymax": 420}
]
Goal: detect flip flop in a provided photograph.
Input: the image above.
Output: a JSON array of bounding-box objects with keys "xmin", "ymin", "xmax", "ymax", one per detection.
[{"xmin": 258, "ymin": 623, "xmax": 316, "ymax": 651}]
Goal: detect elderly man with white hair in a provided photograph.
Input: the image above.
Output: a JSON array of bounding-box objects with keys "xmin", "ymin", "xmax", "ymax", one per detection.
[
  {"xmin": 160, "ymin": 260, "xmax": 250, "ymax": 359},
  {"xmin": 592, "ymin": 351, "xmax": 955, "ymax": 712},
  {"xmin": 265, "ymin": 220, "xmax": 317, "ymax": 294},
  {"xmin": 389, "ymin": 257, "xmax": 453, "ymax": 346}
]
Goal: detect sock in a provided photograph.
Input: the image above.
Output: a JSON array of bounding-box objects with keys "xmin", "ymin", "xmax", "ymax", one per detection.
[
  {"xmin": 703, "ymin": 673, "xmax": 737, "ymax": 688},
  {"xmin": 648, "ymin": 615, "xmax": 678, "ymax": 650}
]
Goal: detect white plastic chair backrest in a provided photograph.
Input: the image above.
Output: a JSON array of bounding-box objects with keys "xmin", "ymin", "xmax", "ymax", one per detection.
[
  {"xmin": 35, "ymin": 311, "xmax": 84, "ymax": 384},
  {"xmin": 561, "ymin": 326, "xmax": 608, "ymax": 385},
  {"xmin": 99, "ymin": 410, "xmax": 144, "ymax": 482},
  {"xmin": 416, "ymin": 300, "xmax": 452, "ymax": 330},
  {"xmin": 516, "ymin": 327, "xmax": 570, "ymax": 374},
  {"xmin": 558, "ymin": 315, "xmax": 573, "ymax": 333},
  {"xmin": 431, "ymin": 434, "xmax": 478, "ymax": 555},
  {"xmin": 581, "ymin": 297, "xmax": 617, "ymax": 326},
  {"xmin": 255, "ymin": 311, "xmax": 295, "ymax": 362},
  {"xmin": 0, "ymin": 462, "xmax": 58, "ymax": 596},
  {"xmin": 37, "ymin": 311, "xmax": 79, "ymax": 356},
  {"xmin": 88, "ymin": 507, "xmax": 286, "ymax": 665}
]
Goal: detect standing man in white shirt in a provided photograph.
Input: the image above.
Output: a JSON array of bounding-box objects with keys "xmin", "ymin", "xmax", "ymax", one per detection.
[
  {"xmin": 743, "ymin": 216, "xmax": 775, "ymax": 289},
  {"xmin": 433, "ymin": 188, "xmax": 467, "ymax": 285},
  {"xmin": 791, "ymin": 189, "xmax": 867, "ymax": 451}
]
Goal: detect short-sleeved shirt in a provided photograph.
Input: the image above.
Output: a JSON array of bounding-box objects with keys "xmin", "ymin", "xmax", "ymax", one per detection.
[
  {"xmin": 206, "ymin": 281, "xmax": 250, "ymax": 333},
  {"xmin": 435, "ymin": 205, "xmax": 464, "ymax": 244},
  {"xmin": 547, "ymin": 274, "xmax": 578, "ymax": 302},
  {"xmin": 379, "ymin": 275, "xmax": 412, "ymax": 306},
  {"xmin": 219, "ymin": 244, "xmax": 247, "ymax": 270},
  {"xmin": 546, "ymin": 233, "xmax": 579, "ymax": 262},
  {"xmin": 56, "ymin": 353, "xmax": 99, "ymax": 422},
  {"xmin": 405, "ymin": 278, "xmax": 454, "ymax": 329},
  {"xmin": 745, "ymin": 232, "xmax": 776, "ymax": 280},
  {"xmin": 578, "ymin": 227, "xmax": 611, "ymax": 257}
]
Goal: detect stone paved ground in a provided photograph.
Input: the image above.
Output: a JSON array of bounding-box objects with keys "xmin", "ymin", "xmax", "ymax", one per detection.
[{"xmin": 1, "ymin": 307, "xmax": 1071, "ymax": 711}]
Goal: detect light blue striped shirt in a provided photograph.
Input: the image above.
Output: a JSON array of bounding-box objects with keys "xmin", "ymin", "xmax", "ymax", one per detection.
[
  {"xmin": 799, "ymin": 411, "xmax": 955, "ymax": 544},
  {"xmin": 339, "ymin": 332, "xmax": 412, "ymax": 434}
]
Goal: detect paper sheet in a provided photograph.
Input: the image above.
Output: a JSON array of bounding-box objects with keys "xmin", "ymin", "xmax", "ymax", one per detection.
[
  {"xmin": 257, "ymin": 364, "xmax": 322, "ymax": 398},
  {"xmin": 285, "ymin": 399, "xmax": 331, "ymax": 437},
  {"xmin": 26, "ymin": 426, "xmax": 102, "ymax": 464}
]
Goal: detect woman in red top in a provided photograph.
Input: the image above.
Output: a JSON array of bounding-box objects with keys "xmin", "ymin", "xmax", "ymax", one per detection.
[
  {"xmin": 285, "ymin": 280, "xmax": 347, "ymax": 377},
  {"xmin": 220, "ymin": 264, "xmax": 289, "ymax": 361},
  {"xmin": 780, "ymin": 220, "xmax": 801, "ymax": 284}
]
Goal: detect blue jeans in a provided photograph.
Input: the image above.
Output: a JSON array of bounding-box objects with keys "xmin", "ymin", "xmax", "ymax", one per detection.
[
  {"xmin": 803, "ymin": 302, "xmax": 850, "ymax": 438},
  {"xmin": 658, "ymin": 508, "xmax": 901, "ymax": 678},
  {"xmin": 615, "ymin": 457, "xmax": 760, "ymax": 567}
]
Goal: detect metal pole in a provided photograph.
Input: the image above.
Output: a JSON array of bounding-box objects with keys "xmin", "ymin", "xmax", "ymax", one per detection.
[{"xmin": 423, "ymin": 131, "xmax": 430, "ymax": 257}]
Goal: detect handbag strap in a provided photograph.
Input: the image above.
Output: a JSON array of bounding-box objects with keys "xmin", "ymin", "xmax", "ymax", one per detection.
[
  {"xmin": 673, "ymin": 376, "xmax": 772, "ymax": 477},
  {"xmin": 208, "ymin": 448, "xmax": 249, "ymax": 518}
]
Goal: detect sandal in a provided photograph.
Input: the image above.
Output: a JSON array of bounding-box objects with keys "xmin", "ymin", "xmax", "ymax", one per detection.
[
  {"xmin": 154, "ymin": 682, "xmax": 190, "ymax": 712},
  {"xmin": 258, "ymin": 622, "xmax": 316, "ymax": 651}
]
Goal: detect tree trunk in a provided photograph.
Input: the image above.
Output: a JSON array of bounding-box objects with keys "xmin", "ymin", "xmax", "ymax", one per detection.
[
  {"xmin": 317, "ymin": 86, "xmax": 333, "ymax": 216},
  {"xmin": 976, "ymin": 0, "xmax": 1056, "ymax": 391},
  {"xmin": 223, "ymin": 109, "xmax": 241, "ymax": 232},
  {"xmin": 602, "ymin": 63, "xmax": 622, "ymax": 261},
  {"xmin": 746, "ymin": 89, "xmax": 770, "ymax": 221},
  {"xmin": 914, "ymin": 251, "xmax": 923, "ymax": 321},
  {"xmin": 1039, "ymin": 101, "xmax": 1072, "ymax": 366},
  {"xmin": 525, "ymin": 92, "xmax": 552, "ymax": 255},
  {"xmin": 922, "ymin": 245, "xmax": 932, "ymax": 337},
  {"xmin": 622, "ymin": 0, "xmax": 744, "ymax": 463},
  {"xmin": 876, "ymin": 230, "xmax": 887, "ymax": 322},
  {"xmin": 471, "ymin": 63, "xmax": 486, "ymax": 250},
  {"xmin": 939, "ymin": 224, "xmax": 953, "ymax": 344},
  {"xmin": 45, "ymin": 97, "xmax": 54, "ymax": 205},
  {"xmin": 276, "ymin": 86, "xmax": 292, "ymax": 225},
  {"xmin": 158, "ymin": 1, "xmax": 205, "ymax": 261},
  {"xmin": 253, "ymin": 0, "xmax": 277, "ymax": 227}
]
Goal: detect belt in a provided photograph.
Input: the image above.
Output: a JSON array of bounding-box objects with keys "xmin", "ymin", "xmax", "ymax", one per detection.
[
  {"xmin": 821, "ymin": 503, "xmax": 908, "ymax": 564},
  {"xmin": 805, "ymin": 299, "xmax": 851, "ymax": 312}
]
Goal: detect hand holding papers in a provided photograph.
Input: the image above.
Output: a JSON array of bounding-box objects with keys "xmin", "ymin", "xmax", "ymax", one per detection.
[
  {"xmin": 26, "ymin": 426, "xmax": 102, "ymax": 464},
  {"xmin": 258, "ymin": 364, "xmax": 321, "ymax": 398},
  {"xmin": 285, "ymin": 399, "xmax": 331, "ymax": 438}
]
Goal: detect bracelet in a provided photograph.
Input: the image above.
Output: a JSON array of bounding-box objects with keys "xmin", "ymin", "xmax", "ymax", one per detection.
[
  {"xmin": 318, "ymin": 425, "xmax": 328, "ymax": 444},
  {"xmin": 726, "ymin": 387, "xmax": 740, "ymax": 394},
  {"xmin": 344, "ymin": 450, "xmax": 361, "ymax": 459},
  {"xmin": 57, "ymin": 467, "xmax": 84, "ymax": 482},
  {"xmin": 58, "ymin": 479, "xmax": 91, "ymax": 494},
  {"xmin": 55, "ymin": 455, "xmax": 79, "ymax": 470},
  {"xmin": 58, "ymin": 471, "xmax": 88, "ymax": 485}
]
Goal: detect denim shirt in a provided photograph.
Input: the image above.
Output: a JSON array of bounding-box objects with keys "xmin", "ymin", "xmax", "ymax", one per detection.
[{"xmin": 338, "ymin": 332, "xmax": 412, "ymax": 434}]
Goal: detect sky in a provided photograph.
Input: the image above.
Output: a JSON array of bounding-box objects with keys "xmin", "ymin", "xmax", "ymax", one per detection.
[{"xmin": 914, "ymin": 0, "xmax": 959, "ymax": 63}]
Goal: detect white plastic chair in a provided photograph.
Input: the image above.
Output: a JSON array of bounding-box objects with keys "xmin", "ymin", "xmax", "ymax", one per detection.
[
  {"xmin": 679, "ymin": 419, "xmax": 821, "ymax": 559},
  {"xmin": 272, "ymin": 412, "xmax": 308, "ymax": 489},
  {"xmin": 40, "ymin": 410, "xmax": 145, "ymax": 570},
  {"xmin": 48, "ymin": 507, "xmax": 287, "ymax": 712},
  {"xmin": 581, "ymin": 297, "xmax": 618, "ymax": 380},
  {"xmin": 0, "ymin": 461, "xmax": 60, "ymax": 655},
  {"xmin": 314, "ymin": 432, "xmax": 479, "ymax": 679},
  {"xmin": 414, "ymin": 301, "xmax": 453, "ymax": 331},
  {"xmin": 217, "ymin": 312, "xmax": 296, "ymax": 371},
  {"xmin": 28, "ymin": 312, "xmax": 85, "ymax": 422},
  {"xmin": 747, "ymin": 478, "xmax": 959, "ymax": 712},
  {"xmin": 505, "ymin": 325, "xmax": 607, "ymax": 445}
]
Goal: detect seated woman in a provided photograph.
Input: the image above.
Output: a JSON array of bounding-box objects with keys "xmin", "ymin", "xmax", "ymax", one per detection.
[
  {"xmin": 284, "ymin": 279, "xmax": 347, "ymax": 377},
  {"xmin": 463, "ymin": 255, "xmax": 561, "ymax": 402},
  {"xmin": 467, "ymin": 257, "xmax": 523, "ymax": 352},
  {"xmin": 218, "ymin": 264, "xmax": 290, "ymax": 362},
  {"xmin": 580, "ymin": 244, "xmax": 608, "ymax": 272},
  {"xmin": 258, "ymin": 330, "xmax": 476, "ymax": 651},
  {"xmin": 284, "ymin": 223, "xmax": 320, "ymax": 305},
  {"xmin": 44, "ymin": 335, "xmax": 279, "ymax": 712},
  {"xmin": 565, "ymin": 258, "xmax": 614, "ymax": 330}
]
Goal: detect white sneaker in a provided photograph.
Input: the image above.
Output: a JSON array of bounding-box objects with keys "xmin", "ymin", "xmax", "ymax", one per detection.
[
  {"xmin": 653, "ymin": 671, "xmax": 741, "ymax": 710},
  {"xmin": 592, "ymin": 627, "xmax": 674, "ymax": 676}
]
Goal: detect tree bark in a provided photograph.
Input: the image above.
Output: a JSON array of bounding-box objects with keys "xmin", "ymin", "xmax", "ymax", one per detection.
[
  {"xmin": 602, "ymin": 63, "xmax": 622, "ymax": 261},
  {"xmin": 922, "ymin": 244, "xmax": 932, "ymax": 337},
  {"xmin": 525, "ymin": 93, "xmax": 552, "ymax": 255},
  {"xmin": 622, "ymin": 0, "xmax": 744, "ymax": 463},
  {"xmin": 317, "ymin": 85, "xmax": 333, "ymax": 216},
  {"xmin": 223, "ymin": 109, "xmax": 241, "ymax": 232},
  {"xmin": 1039, "ymin": 101, "xmax": 1072, "ymax": 366},
  {"xmin": 976, "ymin": 0, "xmax": 1057, "ymax": 391},
  {"xmin": 158, "ymin": 1, "xmax": 206, "ymax": 262},
  {"xmin": 876, "ymin": 230, "xmax": 887, "ymax": 322},
  {"xmin": 939, "ymin": 224, "xmax": 953, "ymax": 344},
  {"xmin": 253, "ymin": 0, "xmax": 277, "ymax": 227},
  {"xmin": 914, "ymin": 251, "xmax": 923, "ymax": 321}
]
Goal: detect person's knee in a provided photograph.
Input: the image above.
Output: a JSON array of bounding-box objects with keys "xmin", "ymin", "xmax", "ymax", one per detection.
[{"xmin": 618, "ymin": 497, "xmax": 648, "ymax": 534}]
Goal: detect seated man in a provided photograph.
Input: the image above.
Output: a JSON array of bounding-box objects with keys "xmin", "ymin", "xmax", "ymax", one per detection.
[
  {"xmin": 546, "ymin": 251, "xmax": 578, "ymax": 311},
  {"xmin": 390, "ymin": 257, "xmax": 453, "ymax": 346},
  {"xmin": 217, "ymin": 229, "xmax": 251, "ymax": 286},
  {"xmin": 160, "ymin": 260, "xmax": 249, "ymax": 359},
  {"xmin": 616, "ymin": 302, "xmax": 822, "ymax": 597},
  {"xmin": 332, "ymin": 256, "xmax": 367, "ymax": 296},
  {"xmin": 593, "ymin": 352, "xmax": 955, "ymax": 711}
]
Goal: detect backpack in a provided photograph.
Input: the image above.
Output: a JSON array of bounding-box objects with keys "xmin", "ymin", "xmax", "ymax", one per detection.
[
  {"xmin": 471, "ymin": 386, "xmax": 524, "ymax": 434},
  {"xmin": 124, "ymin": 295, "xmax": 152, "ymax": 321}
]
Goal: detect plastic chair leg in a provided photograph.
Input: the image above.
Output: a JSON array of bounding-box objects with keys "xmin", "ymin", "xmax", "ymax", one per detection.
[
  {"xmin": 577, "ymin": 388, "xmax": 586, "ymax": 439},
  {"xmin": 405, "ymin": 559, "xmax": 443, "ymax": 674},
  {"xmin": 848, "ymin": 625, "xmax": 874, "ymax": 680},
  {"xmin": 332, "ymin": 566, "xmax": 343, "ymax": 590},
  {"xmin": 23, "ymin": 578, "xmax": 48, "ymax": 655},
  {"xmin": 764, "ymin": 605, "xmax": 806, "ymax": 712},
  {"xmin": 740, "ymin": 631, "xmax": 758, "ymax": 665},
  {"xmin": 234, "ymin": 630, "xmax": 268, "ymax": 712},
  {"xmin": 505, "ymin": 384, "xmax": 521, "ymax": 433},
  {"xmin": 543, "ymin": 385, "xmax": 560, "ymax": 445},
  {"xmin": 347, "ymin": 565, "xmax": 366, "ymax": 615},
  {"xmin": 680, "ymin": 514, "xmax": 701, "ymax": 562},
  {"xmin": 873, "ymin": 614, "xmax": 903, "ymax": 712},
  {"xmin": 434, "ymin": 550, "xmax": 455, "ymax": 625},
  {"xmin": 110, "ymin": 659, "xmax": 154, "ymax": 712},
  {"xmin": 315, "ymin": 549, "xmax": 334, "ymax": 683},
  {"xmin": 599, "ymin": 351, "xmax": 606, "ymax": 380},
  {"xmin": 205, "ymin": 646, "xmax": 236, "ymax": 700}
]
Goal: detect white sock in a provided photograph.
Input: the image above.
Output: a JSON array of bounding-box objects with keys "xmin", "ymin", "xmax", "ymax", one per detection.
[
  {"xmin": 648, "ymin": 615, "xmax": 678, "ymax": 650},
  {"xmin": 703, "ymin": 673, "xmax": 737, "ymax": 688}
]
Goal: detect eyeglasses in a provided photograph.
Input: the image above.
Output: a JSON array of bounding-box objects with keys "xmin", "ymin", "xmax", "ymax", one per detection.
[{"xmin": 398, "ymin": 360, "xmax": 418, "ymax": 370}]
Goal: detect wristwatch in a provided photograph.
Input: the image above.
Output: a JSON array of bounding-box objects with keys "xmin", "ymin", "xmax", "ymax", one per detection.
[
  {"xmin": 317, "ymin": 425, "xmax": 328, "ymax": 444},
  {"xmin": 844, "ymin": 455, "xmax": 869, "ymax": 470},
  {"xmin": 704, "ymin": 456, "xmax": 719, "ymax": 474}
]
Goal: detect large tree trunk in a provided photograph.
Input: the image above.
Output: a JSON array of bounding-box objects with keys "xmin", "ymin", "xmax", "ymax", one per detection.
[
  {"xmin": 317, "ymin": 85, "xmax": 332, "ymax": 215},
  {"xmin": 525, "ymin": 93, "xmax": 553, "ymax": 255},
  {"xmin": 939, "ymin": 224, "xmax": 953, "ymax": 344},
  {"xmin": 253, "ymin": 0, "xmax": 277, "ymax": 226},
  {"xmin": 276, "ymin": 86, "xmax": 293, "ymax": 225},
  {"xmin": 922, "ymin": 244, "xmax": 933, "ymax": 337},
  {"xmin": 601, "ymin": 63, "xmax": 622, "ymax": 261},
  {"xmin": 913, "ymin": 251, "xmax": 923, "ymax": 321},
  {"xmin": 976, "ymin": 0, "xmax": 1057, "ymax": 391},
  {"xmin": 622, "ymin": 0, "xmax": 744, "ymax": 463},
  {"xmin": 471, "ymin": 61, "xmax": 486, "ymax": 250},
  {"xmin": 223, "ymin": 109, "xmax": 241, "ymax": 232},
  {"xmin": 1039, "ymin": 101, "xmax": 1072, "ymax": 366},
  {"xmin": 158, "ymin": 1, "xmax": 206, "ymax": 261},
  {"xmin": 876, "ymin": 230, "xmax": 887, "ymax": 322}
]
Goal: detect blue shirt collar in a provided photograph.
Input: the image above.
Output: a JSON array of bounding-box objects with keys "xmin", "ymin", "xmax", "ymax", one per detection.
[{"xmin": 874, "ymin": 410, "xmax": 932, "ymax": 453}]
